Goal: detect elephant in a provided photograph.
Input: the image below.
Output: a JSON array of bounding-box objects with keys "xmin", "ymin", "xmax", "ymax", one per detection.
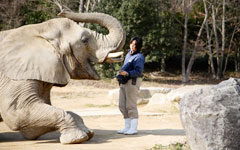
[{"xmin": 0, "ymin": 11, "xmax": 126, "ymax": 144}]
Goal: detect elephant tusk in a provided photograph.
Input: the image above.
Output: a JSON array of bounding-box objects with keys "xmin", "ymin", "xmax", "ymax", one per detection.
[
  {"xmin": 107, "ymin": 52, "xmax": 123, "ymax": 58},
  {"xmin": 105, "ymin": 52, "xmax": 124, "ymax": 63}
]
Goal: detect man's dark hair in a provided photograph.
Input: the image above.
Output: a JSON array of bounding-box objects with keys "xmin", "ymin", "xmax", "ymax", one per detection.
[{"xmin": 130, "ymin": 36, "xmax": 143, "ymax": 51}]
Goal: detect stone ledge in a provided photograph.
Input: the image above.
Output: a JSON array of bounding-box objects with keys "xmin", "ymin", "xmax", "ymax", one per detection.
[{"xmin": 108, "ymin": 87, "xmax": 173, "ymax": 105}]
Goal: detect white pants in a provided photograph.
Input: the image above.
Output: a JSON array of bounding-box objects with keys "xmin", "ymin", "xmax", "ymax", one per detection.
[{"xmin": 118, "ymin": 78, "xmax": 140, "ymax": 119}]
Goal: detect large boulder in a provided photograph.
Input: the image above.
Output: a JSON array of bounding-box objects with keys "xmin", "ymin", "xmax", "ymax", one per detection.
[
  {"xmin": 180, "ymin": 78, "xmax": 240, "ymax": 150},
  {"xmin": 108, "ymin": 87, "xmax": 172, "ymax": 105},
  {"xmin": 145, "ymin": 85, "xmax": 209, "ymax": 113}
]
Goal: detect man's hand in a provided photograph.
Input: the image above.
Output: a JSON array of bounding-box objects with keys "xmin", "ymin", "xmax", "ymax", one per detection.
[{"xmin": 119, "ymin": 70, "xmax": 129, "ymax": 76}]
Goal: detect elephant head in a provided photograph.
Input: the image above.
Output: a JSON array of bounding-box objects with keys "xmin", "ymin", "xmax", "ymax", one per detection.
[{"xmin": 0, "ymin": 11, "xmax": 126, "ymax": 85}]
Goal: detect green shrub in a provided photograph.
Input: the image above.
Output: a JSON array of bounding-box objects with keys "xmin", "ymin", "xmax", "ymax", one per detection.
[
  {"xmin": 150, "ymin": 142, "xmax": 191, "ymax": 150},
  {"xmin": 94, "ymin": 63, "xmax": 122, "ymax": 79}
]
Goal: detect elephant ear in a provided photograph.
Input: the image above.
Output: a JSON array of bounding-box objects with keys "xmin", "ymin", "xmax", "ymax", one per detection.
[{"xmin": 0, "ymin": 24, "xmax": 70, "ymax": 85}]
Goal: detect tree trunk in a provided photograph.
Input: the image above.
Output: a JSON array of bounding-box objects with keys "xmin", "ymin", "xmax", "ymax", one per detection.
[
  {"xmin": 79, "ymin": 0, "xmax": 85, "ymax": 13},
  {"xmin": 236, "ymin": 47, "xmax": 240, "ymax": 72},
  {"xmin": 234, "ymin": 50, "xmax": 238, "ymax": 72},
  {"xmin": 182, "ymin": 0, "xmax": 188, "ymax": 83},
  {"xmin": 185, "ymin": 0, "xmax": 208, "ymax": 78},
  {"xmin": 212, "ymin": 2, "xmax": 221, "ymax": 79},
  {"xmin": 92, "ymin": 0, "xmax": 97, "ymax": 11},
  {"xmin": 161, "ymin": 58, "xmax": 166, "ymax": 72},
  {"xmin": 204, "ymin": 0, "xmax": 216, "ymax": 78},
  {"xmin": 223, "ymin": 24, "xmax": 237, "ymax": 74},
  {"xmin": 218, "ymin": 0, "xmax": 225, "ymax": 79},
  {"xmin": 86, "ymin": 0, "xmax": 91, "ymax": 12}
]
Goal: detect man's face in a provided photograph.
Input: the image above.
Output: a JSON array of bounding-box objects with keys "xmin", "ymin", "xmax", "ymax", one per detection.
[{"xmin": 130, "ymin": 40, "xmax": 137, "ymax": 52}]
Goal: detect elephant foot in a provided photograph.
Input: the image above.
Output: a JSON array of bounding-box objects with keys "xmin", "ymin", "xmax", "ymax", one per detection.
[
  {"xmin": 76, "ymin": 123, "xmax": 94, "ymax": 141},
  {"xmin": 60, "ymin": 128, "xmax": 89, "ymax": 144},
  {"xmin": 66, "ymin": 111, "xmax": 94, "ymax": 141}
]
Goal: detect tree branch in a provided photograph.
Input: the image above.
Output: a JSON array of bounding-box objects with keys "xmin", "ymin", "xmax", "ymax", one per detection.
[{"xmin": 51, "ymin": 0, "xmax": 72, "ymax": 13}]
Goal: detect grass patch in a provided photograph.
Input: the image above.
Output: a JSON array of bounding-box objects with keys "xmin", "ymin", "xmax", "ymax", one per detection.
[
  {"xmin": 149, "ymin": 142, "xmax": 191, "ymax": 150},
  {"xmin": 85, "ymin": 104, "xmax": 111, "ymax": 108}
]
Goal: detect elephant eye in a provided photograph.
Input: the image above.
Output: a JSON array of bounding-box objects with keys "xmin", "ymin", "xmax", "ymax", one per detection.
[{"xmin": 82, "ymin": 38, "xmax": 88, "ymax": 44}]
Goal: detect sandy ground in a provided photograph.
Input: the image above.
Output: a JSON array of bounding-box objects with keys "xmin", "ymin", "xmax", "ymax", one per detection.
[{"xmin": 0, "ymin": 80, "xmax": 186, "ymax": 150}]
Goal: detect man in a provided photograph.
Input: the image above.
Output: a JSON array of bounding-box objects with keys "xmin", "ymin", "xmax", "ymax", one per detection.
[{"xmin": 117, "ymin": 36, "xmax": 145, "ymax": 135}]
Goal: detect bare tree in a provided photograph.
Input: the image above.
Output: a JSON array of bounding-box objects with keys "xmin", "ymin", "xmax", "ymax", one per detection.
[
  {"xmin": 185, "ymin": 0, "xmax": 208, "ymax": 81},
  {"xmin": 85, "ymin": 0, "xmax": 91, "ymax": 12},
  {"xmin": 79, "ymin": 0, "xmax": 85, "ymax": 13},
  {"xmin": 182, "ymin": 0, "xmax": 188, "ymax": 83},
  {"xmin": 218, "ymin": 0, "xmax": 225, "ymax": 79},
  {"xmin": 52, "ymin": 0, "xmax": 72, "ymax": 12},
  {"xmin": 211, "ymin": 0, "xmax": 230, "ymax": 79},
  {"xmin": 211, "ymin": 0, "xmax": 222, "ymax": 79},
  {"xmin": 204, "ymin": 0, "xmax": 216, "ymax": 78},
  {"xmin": 53, "ymin": 0, "xmax": 98, "ymax": 13},
  {"xmin": 182, "ymin": 0, "xmax": 207, "ymax": 83},
  {"xmin": 234, "ymin": 44, "xmax": 240, "ymax": 72},
  {"xmin": 223, "ymin": 23, "xmax": 238, "ymax": 74},
  {"xmin": 0, "ymin": 0, "xmax": 27, "ymax": 30}
]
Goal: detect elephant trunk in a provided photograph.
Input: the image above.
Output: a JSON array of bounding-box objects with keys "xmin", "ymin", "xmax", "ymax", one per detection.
[{"xmin": 58, "ymin": 11, "xmax": 126, "ymax": 63}]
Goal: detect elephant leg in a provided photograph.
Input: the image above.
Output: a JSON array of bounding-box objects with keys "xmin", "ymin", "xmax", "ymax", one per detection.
[
  {"xmin": 20, "ymin": 126, "xmax": 56, "ymax": 140},
  {"xmin": 19, "ymin": 103, "xmax": 90, "ymax": 144},
  {"xmin": 1, "ymin": 80, "xmax": 91, "ymax": 144}
]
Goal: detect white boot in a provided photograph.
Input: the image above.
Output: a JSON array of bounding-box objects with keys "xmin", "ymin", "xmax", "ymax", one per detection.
[
  {"xmin": 124, "ymin": 119, "xmax": 138, "ymax": 135},
  {"xmin": 117, "ymin": 118, "xmax": 131, "ymax": 134}
]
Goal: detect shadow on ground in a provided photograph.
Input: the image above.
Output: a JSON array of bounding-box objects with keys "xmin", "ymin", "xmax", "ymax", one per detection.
[{"xmin": 0, "ymin": 128, "xmax": 185, "ymax": 144}]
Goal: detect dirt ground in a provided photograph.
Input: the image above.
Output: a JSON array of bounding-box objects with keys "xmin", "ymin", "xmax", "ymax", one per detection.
[{"xmin": 0, "ymin": 79, "xmax": 187, "ymax": 150}]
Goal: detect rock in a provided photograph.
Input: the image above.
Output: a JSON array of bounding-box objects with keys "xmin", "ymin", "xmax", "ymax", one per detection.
[
  {"xmin": 108, "ymin": 89, "xmax": 119, "ymax": 105},
  {"xmin": 146, "ymin": 93, "xmax": 178, "ymax": 113},
  {"xmin": 138, "ymin": 87, "xmax": 172, "ymax": 104},
  {"xmin": 180, "ymin": 78, "xmax": 240, "ymax": 150},
  {"xmin": 108, "ymin": 87, "xmax": 172, "ymax": 105},
  {"xmin": 145, "ymin": 85, "xmax": 209, "ymax": 113}
]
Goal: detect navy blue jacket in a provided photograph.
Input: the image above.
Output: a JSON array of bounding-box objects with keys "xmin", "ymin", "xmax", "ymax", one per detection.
[{"xmin": 120, "ymin": 49, "xmax": 145, "ymax": 78}]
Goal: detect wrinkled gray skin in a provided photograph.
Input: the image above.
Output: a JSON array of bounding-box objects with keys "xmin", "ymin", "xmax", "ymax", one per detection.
[{"xmin": 0, "ymin": 11, "xmax": 126, "ymax": 144}]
